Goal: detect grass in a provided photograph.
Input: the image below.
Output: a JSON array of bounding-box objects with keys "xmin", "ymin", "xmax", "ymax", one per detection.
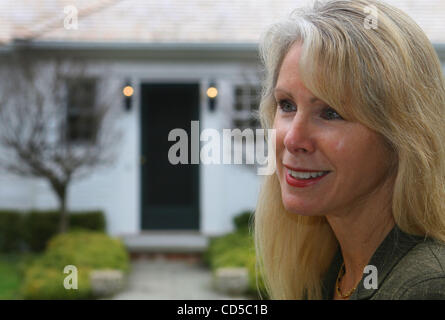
[{"xmin": 0, "ymin": 253, "xmax": 39, "ymax": 300}]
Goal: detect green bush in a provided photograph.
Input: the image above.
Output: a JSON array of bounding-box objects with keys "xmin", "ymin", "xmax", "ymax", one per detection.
[
  {"xmin": 233, "ymin": 210, "xmax": 254, "ymax": 232},
  {"xmin": 205, "ymin": 231, "xmax": 253, "ymax": 269},
  {"xmin": 23, "ymin": 211, "xmax": 60, "ymax": 252},
  {"xmin": 204, "ymin": 227, "xmax": 268, "ymax": 299},
  {"xmin": 42, "ymin": 231, "xmax": 129, "ymax": 272},
  {"xmin": 0, "ymin": 209, "xmax": 106, "ymax": 253},
  {"xmin": 21, "ymin": 264, "xmax": 93, "ymax": 300},
  {"xmin": 0, "ymin": 210, "xmax": 25, "ymax": 252},
  {"xmin": 21, "ymin": 230, "xmax": 129, "ymax": 300},
  {"xmin": 25, "ymin": 210, "xmax": 106, "ymax": 252},
  {"xmin": 203, "ymin": 210, "xmax": 255, "ymax": 267},
  {"xmin": 69, "ymin": 211, "xmax": 106, "ymax": 232}
]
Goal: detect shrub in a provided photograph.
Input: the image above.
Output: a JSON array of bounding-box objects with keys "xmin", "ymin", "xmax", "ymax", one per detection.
[
  {"xmin": 205, "ymin": 231, "xmax": 252, "ymax": 268},
  {"xmin": 21, "ymin": 230, "xmax": 129, "ymax": 299},
  {"xmin": 0, "ymin": 210, "xmax": 25, "ymax": 252},
  {"xmin": 69, "ymin": 211, "xmax": 106, "ymax": 232},
  {"xmin": 20, "ymin": 210, "xmax": 106, "ymax": 252},
  {"xmin": 21, "ymin": 263, "xmax": 93, "ymax": 300},
  {"xmin": 23, "ymin": 211, "xmax": 60, "ymax": 252},
  {"xmin": 233, "ymin": 210, "xmax": 254, "ymax": 232},
  {"xmin": 42, "ymin": 231, "xmax": 129, "ymax": 272},
  {"xmin": 204, "ymin": 227, "xmax": 268, "ymax": 299},
  {"xmin": 204, "ymin": 208, "xmax": 256, "ymax": 267}
]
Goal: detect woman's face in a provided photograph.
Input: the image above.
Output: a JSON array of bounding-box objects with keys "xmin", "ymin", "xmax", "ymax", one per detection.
[{"xmin": 274, "ymin": 43, "xmax": 395, "ymax": 217}]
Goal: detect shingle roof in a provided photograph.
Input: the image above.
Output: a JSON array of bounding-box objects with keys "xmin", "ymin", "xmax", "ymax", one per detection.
[{"xmin": 0, "ymin": 0, "xmax": 444, "ymax": 45}]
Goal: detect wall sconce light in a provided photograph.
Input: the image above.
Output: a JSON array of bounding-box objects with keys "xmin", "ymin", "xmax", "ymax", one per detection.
[
  {"xmin": 206, "ymin": 81, "xmax": 218, "ymax": 112},
  {"xmin": 123, "ymin": 80, "xmax": 134, "ymax": 111}
]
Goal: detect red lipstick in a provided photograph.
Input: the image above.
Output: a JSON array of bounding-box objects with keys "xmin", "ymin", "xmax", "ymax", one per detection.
[{"xmin": 285, "ymin": 168, "xmax": 331, "ymax": 188}]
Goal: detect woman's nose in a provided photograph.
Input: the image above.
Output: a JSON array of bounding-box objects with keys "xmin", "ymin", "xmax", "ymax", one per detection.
[{"xmin": 283, "ymin": 115, "xmax": 315, "ymax": 154}]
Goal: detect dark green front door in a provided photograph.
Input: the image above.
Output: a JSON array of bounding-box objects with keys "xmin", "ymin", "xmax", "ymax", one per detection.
[{"xmin": 140, "ymin": 83, "xmax": 200, "ymax": 230}]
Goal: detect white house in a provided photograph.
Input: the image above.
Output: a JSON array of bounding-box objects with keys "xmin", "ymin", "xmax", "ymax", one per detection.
[{"xmin": 0, "ymin": 0, "xmax": 444, "ymax": 253}]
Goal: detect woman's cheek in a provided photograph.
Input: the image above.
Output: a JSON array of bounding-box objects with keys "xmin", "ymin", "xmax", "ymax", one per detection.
[{"xmin": 335, "ymin": 137, "xmax": 346, "ymax": 152}]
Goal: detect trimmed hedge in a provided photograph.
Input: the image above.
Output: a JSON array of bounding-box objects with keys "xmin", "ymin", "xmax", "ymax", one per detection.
[
  {"xmin": 0, "ymin": 209, "xmax": 106, "ymax": 253},
  {"xmin": 21, "ymin": 230, "xmax": 129, "ymax": 300},
  {"xmin": 0, "ymin": 211, "xmax": 25, "ymax": 252}
]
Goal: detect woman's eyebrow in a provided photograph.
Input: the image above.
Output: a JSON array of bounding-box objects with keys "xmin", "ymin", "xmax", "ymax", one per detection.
[
  {"xmin": 274, "ymin": 87, "xmax": 322, "ymax": 104},
  {"xmin": 274, "ymin": 87, "xmax": 291, "ymax": 96}
]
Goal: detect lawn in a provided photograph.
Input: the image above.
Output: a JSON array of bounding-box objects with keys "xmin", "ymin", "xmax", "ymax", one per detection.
[{"xmin": 0, "ymin": 254, "xmax": 38, "ymax": 299}]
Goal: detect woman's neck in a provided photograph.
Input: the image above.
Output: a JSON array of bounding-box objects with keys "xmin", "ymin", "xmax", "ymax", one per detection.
[{"xmin": 326, "ymin": 191, "xmax": 395, "ymax": 297}]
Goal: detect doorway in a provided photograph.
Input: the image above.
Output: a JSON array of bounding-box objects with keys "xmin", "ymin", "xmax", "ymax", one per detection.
[{"xmin": 140, "ymin": 83, "xmax": 200, "ymax": 230}]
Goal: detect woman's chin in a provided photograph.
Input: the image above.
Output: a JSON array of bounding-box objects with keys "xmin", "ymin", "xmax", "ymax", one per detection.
[
  {"xmin": 283, "ymin": 203, "xmax": 316, "ymax": 216},
  {"xmin": 285, "ymin": 207, "xmax": 320, "ymax": 216},
  {"xmin": 282, "ymin": 196, "xmax": 323, "ymax": 217}
]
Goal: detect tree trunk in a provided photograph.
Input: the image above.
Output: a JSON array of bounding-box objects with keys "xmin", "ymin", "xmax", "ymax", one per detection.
[{"xmin": 57, "ymin": 184, "xmax": 68, "ymax": 234}]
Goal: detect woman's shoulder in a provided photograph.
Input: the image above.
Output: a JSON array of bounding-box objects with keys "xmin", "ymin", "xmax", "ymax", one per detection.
[
  {"xmin": 383, "ymin": 238, "xmax": 445, "ymax": 299},
  {"xmin": 409, "ymin": 238, "xmax": 445, "ymax": 265}
]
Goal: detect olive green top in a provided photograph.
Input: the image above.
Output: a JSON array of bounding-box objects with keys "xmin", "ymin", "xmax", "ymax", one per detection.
[{"xmin": 321, "ymin": 225, "xmax": 445, "ymax": 300}]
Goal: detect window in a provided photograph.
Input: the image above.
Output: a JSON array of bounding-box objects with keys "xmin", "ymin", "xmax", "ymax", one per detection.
[
  {"xmin": 233, "ymin": 84, "xmax": 261, "ymax": 131},
  {"xmin": 65, "ymin": 78, "xmax": 98, "ymax": 144},
  {"xmin": 229, "ymin": 84, "xmax": 266, "ymax": 167}
]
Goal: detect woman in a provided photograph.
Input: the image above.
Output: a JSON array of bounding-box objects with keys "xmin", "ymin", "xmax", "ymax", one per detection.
[{"xmin": 254, "ymin": 0, "xmax": 445, "ymax": 300}]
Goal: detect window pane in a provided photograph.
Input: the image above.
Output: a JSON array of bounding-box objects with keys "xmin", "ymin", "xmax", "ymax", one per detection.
[
  {"xmin": 66, "ymin": 78, "xmax": 97, "ymax": 143},
  {"xmin": 233, "ymin": 84, "xmax": 261, "ymax": 129},
  {"xmin": 250, "ymin": 102, "xmax": 259, "ymax": 112},
  {"xmin": 235, "ymin": 87, "xmax": 243, "ymax": 98},
  {"xmin": 235, "ymin": 101, "xmax": 244, "ymax": 111},
  {"xmin": 251, "ymin": 87, "xmax": 260, "ymax": 99},
  {"xmin": 250, "ymin": 118, "xmax": 260, "ymax": 128}
]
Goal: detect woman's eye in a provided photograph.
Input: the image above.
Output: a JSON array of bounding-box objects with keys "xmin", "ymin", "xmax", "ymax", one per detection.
[
  {"xmin": 321, "ymin": 107, "xmax": 344, "ymax": 120},
  {"xmin": 277, "ymin": 100, "xmax": 296, "ymax": 112},
  {"xmin": 277, "ymin": 99, "xmax": 344, "ymax": 121}
]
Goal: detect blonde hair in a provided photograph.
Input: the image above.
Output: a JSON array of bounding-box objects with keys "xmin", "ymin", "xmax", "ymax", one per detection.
[{"xmin": 254, "ymin": 0, "xmax": 445, "ymax": 300}]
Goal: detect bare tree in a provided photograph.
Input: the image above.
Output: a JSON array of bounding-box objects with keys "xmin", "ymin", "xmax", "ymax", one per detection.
[{"xmin": 0, "ymin": 50, "xmax": 122, "ymax": 233}]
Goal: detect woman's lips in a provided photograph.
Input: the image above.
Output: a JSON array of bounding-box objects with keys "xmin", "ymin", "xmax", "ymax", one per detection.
[
  {"xmin": 284, "ymin": 165, "xmax": 330, "ymax": 172},
  {"xmin": 285, "ymin": 170, "xmax": 330, "ymax": 188}
]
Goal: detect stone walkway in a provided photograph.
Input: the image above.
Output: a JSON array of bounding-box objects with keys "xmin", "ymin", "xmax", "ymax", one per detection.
[{"xmin": 112, "ymin": 256, "xmax": 252, "ymax": 300}]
